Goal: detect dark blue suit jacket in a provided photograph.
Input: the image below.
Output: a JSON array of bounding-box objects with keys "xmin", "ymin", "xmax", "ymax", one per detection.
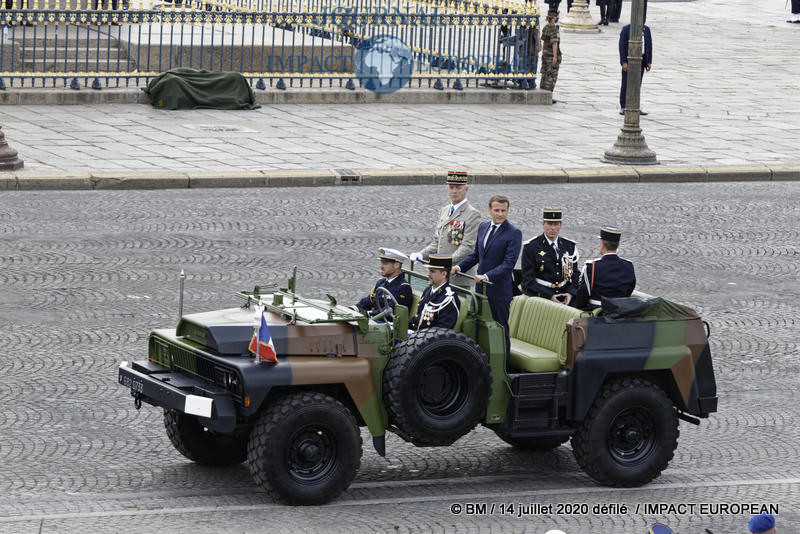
[
  {"xmin": 619, "ymin": 24, "xmax": 652, "ymax": 67},
  {"xmin": 458, "ymin": 220, "xmax": 522, "ymax": 302},
  {"xmin": 575, "ymin": 254, "xmax": 636, "ymax": 310}
]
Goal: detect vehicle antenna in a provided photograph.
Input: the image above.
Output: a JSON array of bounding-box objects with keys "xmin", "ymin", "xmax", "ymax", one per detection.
[{"xmin": 178, "ymin": 269, "xmax": 185, "ymax": 321}]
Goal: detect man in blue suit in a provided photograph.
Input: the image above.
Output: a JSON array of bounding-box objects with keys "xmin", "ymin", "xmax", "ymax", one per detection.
[
  {"xmin": 574, "ymin": 226, "xmax": 636, "ymax": 311},
  {"xmin": 618, "ymin": 14, "xmax": 653, "ymax": 114},
  {"xmin": 452, "ymin": 195, "xmax": 522, "ymax": 354}
]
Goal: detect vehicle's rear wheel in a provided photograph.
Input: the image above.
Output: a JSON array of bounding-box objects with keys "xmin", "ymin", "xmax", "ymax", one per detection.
[
  {"xmin": 495, "ymin": 432, "xmax": 570, "ymax": 451},
  {"xmin": 571, "ymin": 377, "xmax": 678, "ymax": 486},
  {"xmin": 163, "ymin": 409, "xmax": 248, "ymax": 467},
  {"xmin": 247, "ymin": 391, "xmax": 362, "ymax": 505},
  {"xmin": 383, "ymin": 327, "xmax": 491, "ymax": 446}
]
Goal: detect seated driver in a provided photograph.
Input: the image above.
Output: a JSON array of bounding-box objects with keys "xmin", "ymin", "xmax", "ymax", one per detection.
[
  {"xmin": 355, "ymin": 247, "xmax": 413, "ymax": 316},
  {"xmin": 409, "ymin": 254, "xmax": 461, "ymax": 330}
]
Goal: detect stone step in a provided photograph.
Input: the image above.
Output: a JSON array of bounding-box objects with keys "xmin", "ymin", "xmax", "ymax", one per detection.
[
  {"xmin": 19, "ymin": 60, "xmax": 137, "ymax": 72},
  {"xmin": 7, "ymin": 34, "xmax": 122, "ymax": 48},
  {"xmin": 19, "ymin": 47, "xmax": 127, "ymax": 60}
]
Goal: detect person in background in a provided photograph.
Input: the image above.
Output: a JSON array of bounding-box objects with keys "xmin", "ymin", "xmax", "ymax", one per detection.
[
  {"xmin": 619, "ymin": 14, "xmax": 652, "ymax": 115},
  {"xmin": 789, "ymin": 0, "xmax": 800, "ymax": 23},
  {"xmin": 539, "ymin": 8, "xmax": 562, "ymax": 101},
  {"xmin": 748, "ymin": 513, "xmax": 777, "ymax": 534}
]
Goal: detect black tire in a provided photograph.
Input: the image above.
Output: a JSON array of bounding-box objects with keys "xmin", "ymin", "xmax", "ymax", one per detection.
[
  {"xmin": 495, "ymin": 432, "xmax": 570, "ymax": 451},
  {"xmin": 383, "ymin": 327, "xmax": 491, "ymax": 446},
  {"xmin": 571, "ymin": 377, "xmax": 679, "ymax": 487},
  {"xmin": 163, "ymin": 409, "xmax": 248, "ymax": 467},
  {"xmin": 246, "ymin": 392, "xmax": 362, "ymax": 505}
]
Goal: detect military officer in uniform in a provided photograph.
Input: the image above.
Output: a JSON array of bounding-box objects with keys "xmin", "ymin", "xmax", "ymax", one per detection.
[
  {"xmin": 410, "ymin": 171, "xmax": 482, "ymax": 288},
  {"xmin": 410, "ymin": 254, "xmax": 461, "ymax": 330},
  {"xmin": 355, "ymin": 247, "xmax": 413, "ymax": 316},
  {"xmin": 521, "ymin": 209, "xmax": 580, "ymax": 305},
  {"xmin": 574, "ymin": 226, "xmax": 636, "ymax": 311}
]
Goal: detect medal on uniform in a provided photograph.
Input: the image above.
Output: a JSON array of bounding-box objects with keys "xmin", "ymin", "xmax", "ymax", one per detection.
[
  {"xmin": 538, "ymin": 251, "xmax": 546, "ymax": 257},
  {"xmin": 540, "ymin": 264, "xmax": 544, "ymax": 272},
  {"xmin": 448, "ymin": 220, "xmax": 464, "ymax": 245}
]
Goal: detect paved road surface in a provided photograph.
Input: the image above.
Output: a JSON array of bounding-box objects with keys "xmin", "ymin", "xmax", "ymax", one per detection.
[{"xmin": 1, "ymin": 182, "xmax": 798, "ymax": 533}]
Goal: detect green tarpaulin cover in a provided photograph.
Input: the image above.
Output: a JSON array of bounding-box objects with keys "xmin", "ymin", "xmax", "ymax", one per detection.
[
  {"xmin": 601, "ymin": 296, "xmax": 700, "ymax": 321},
  {"xmin": 143, "ymin": 68, "xmax": 260, "ymax": 110}
]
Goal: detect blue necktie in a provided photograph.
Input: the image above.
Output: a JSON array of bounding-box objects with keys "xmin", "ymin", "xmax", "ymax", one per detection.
[
  {"xmin": 484, "ymin": 225, "xmax": 497, "ymax": 248},
  {"xmin": 449, "ymin": 205, "xmax": 455, "ymax": 216}
]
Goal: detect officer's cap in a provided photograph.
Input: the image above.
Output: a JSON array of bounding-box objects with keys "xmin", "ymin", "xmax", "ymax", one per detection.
[
  {"xmin": 446, "ymin": 170, "xmax": 468, "ymax": 185},
  {"xmin": 379, "ymin": 247, "xmax": 408, "ymax": 263},
  {"xmin": 599, "ymin": 225, "xmax": 622, "ymax": 243},
  {"xmin": 543, "ymin": 209, "xmax": 562, "ymax": 222},
  {"xmin": 748, "ymin": 513, "xmax": 775, "ymax": 533},
  {"xmin": 428, "ymin": 254, "xmax": 453, "ymax": 271}
]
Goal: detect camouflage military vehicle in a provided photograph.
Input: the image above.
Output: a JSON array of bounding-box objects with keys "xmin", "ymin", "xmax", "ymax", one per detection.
[{"xmin": 118, "ymin": 269, "xmax": 718, "ymax": 505}]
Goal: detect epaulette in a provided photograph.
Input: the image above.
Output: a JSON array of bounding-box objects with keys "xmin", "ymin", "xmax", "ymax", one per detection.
[
  {"xmin": 559, "ymin": 236, "xmax": 575, "ymax": 245},
  {"xmin": 401, "ymin": 282, "xmax": 410, "ymax": 286},
  {"xmin": 444, "ymin": 286, "xmax": 454, "ymax": 296},
  {"xmin": 523, "ymin": 236, "xmax": 538, "ymax": 245}
]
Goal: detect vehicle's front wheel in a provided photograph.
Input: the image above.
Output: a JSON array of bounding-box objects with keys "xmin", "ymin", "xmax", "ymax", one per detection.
[
  {"xmin": 163, "ymin": 409, "xmax": 248, "ymax": 466},
  {"xmin": 247, "ymin": 392, "xmax": 362, "ymax": 505},
  {"xmin": 571, "ymin": 377, "xmax": 679, "ymax": 487}
]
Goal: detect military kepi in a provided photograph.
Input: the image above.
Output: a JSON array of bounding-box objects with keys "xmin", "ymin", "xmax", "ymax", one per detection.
[
  {"xmin": 379, "ymin": 247, "xmax": 408, "ymax": 263},
  {"xmin": 748, "ymin": 513, "xmax": 775, "ymax": 533},
  {"xmin": 599, "ymin": 225, "xmax": 622, "ymax": 243},
  {"xmin": 543, "ymin": 209, "xmax": 562, "ymax": 222},
  {"xmin": 446, "ymin": 170, "xmax": 468, "ymax": 185},
  {"xmin": 428, "ymin": 253, "xmax": 453, "ymax": 271}
]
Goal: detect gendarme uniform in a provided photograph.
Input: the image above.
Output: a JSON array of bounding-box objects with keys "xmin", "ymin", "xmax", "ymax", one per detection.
[
  {"xmin": 540, "ymin": 8, "xmax": 562, "ymax": 93},
  {"xmin": 521, "ymin": 209, "xmax": 580, "ymax": 299},
  {"xmin": 356, "ymin": 248, "xmax": 413, "ymax": 316},
  {"xmin": 416, "ymin": 171, "xmax": 481, "ymax": 287},
  {"xmin": 574, "ymin": 226, "xmax": 637, "ymax": 311},
  {"xmin": 410, "ymin": 254, "xmax": 461, "ymax": 330}
]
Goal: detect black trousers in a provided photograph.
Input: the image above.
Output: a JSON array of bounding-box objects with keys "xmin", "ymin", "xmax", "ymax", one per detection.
[
  {"xmin": 610, "ymin": 0, "xmax": 622, "ymax": 21},
  {"xmin": 620, "ymin": 64, "xmax": 646, "ymax": 110},
  {"xmin": 489, "ymin": 298, "xmax": 511, "ymax": 357},
  {"xmin": 548, "ymin": 0, "xmax": 573, "ymax": 12},
  {"xmin": 793, "ymin": 0, "xmax": 800, "ymax": 14}
]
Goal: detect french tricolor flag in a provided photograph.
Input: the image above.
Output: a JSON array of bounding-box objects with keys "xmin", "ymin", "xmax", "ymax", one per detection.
[{"xmin": 249, "ymin": 306, "xmax": 277, "ymax": 363}]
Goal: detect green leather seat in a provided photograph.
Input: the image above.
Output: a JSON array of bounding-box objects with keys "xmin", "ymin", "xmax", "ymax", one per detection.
[{"xmin": 508, "ymin": 296, "xmax": 584, "ymax": 372}]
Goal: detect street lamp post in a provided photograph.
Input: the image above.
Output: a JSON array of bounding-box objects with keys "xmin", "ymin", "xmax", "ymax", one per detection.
[
  {"xmin": 0, "ymin": 126, "xmax": 24, "ymax": 171},
  {"xmin": 602, "ymin": 0, "xmax": 657, "ymax": 165}
]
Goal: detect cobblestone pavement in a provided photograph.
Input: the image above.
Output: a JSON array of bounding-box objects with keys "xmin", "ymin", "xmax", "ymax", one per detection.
[
  {"xmin": 0, "ymin": 0, "xmax": 798, "ymax": 175},
  {"xmin": 0, "ymin": 182, "xmax": 799, "ymax": 533}
]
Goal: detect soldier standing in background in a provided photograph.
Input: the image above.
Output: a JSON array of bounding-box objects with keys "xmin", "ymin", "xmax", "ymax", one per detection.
[
  {"xmin": 410, "ymin": 171, "xmax": 481, "ymax": 288},
  {"xmin": 539, "ymin": 8, "xmax": 562, "ymax": 101}
]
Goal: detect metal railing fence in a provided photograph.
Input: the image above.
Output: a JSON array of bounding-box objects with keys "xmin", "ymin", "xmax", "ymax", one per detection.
[{"xmin": 1, "ymin": 0, "xmax": 539, "ymax": 90}]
